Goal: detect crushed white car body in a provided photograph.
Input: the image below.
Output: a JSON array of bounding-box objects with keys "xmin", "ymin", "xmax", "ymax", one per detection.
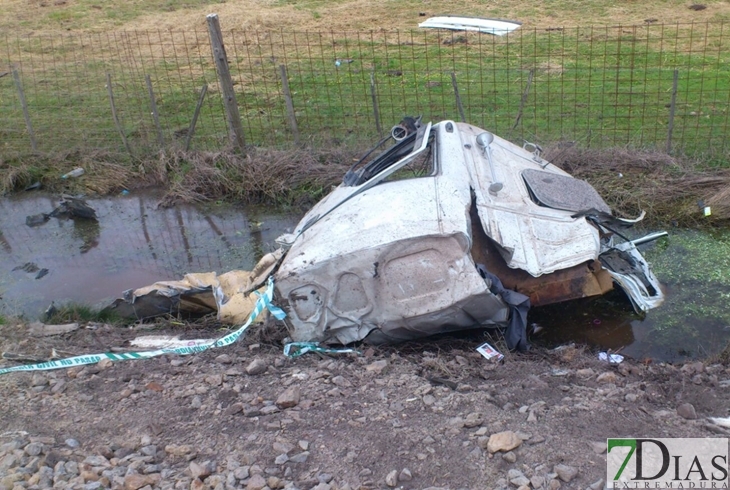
[{"xmin": 273, "ymin": 118, "xmax": 664, "ymax": 349}]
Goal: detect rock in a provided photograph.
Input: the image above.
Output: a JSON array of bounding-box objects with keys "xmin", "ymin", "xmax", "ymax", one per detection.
[
  {"xmin": 246, "ymin": 359, "xmax": 268, "ymax": 375},
  {"xmin": 527, "ymin": 410, "xmax": 538, "ymax": 423},
  {"xmin": 123, "ymin": 473, "xmax": 159, "ymax": 490},
  {"xmin": 65, "ymin": 439, "xmax": 80, "ymax": 449},
  {"xmin": 332, "ymin": 376, "xmax": 352, "ymax": 388},
  {"xmin": 589, "ymin": 478, "xmax": 605, "ymax": 490},
  {"xmin": 531, "ymin": 475, "xmax": 545, "ymax": 488},
  {"xmin": 548, "ymin": 478, "xmax": 562, "ymax": 490},
  {"xmin": 289, "ymin": 452, "xmax": 309, "ymax": 464},
  {"xmin": 385, "ymin": 470, "xmax": 398, "ymax": 487},
  {"xmin": 298, "ymin": 440, "xmax": 310, "ymax": 451},
  {"xmin": 625, "ymin": 393, "xmax": 639, "ymax": 402},
  {"xmin": 24, "ymin": 442, "xmax": 43, "ymax": 456},
  {"xmin": 189, "ymin": 461, "xmax": 214, "ymax": 480},
  {"xmin": 508, "ymin": 469, "xmax": 530, "ymax": 487},
  {"xmin": 596, "ymin": 372, "xmax": 618, "ymax": 384},
  {"xmin": 576, "ymin": 368, "xmax": 594, "ymax": 379},
  {"xmin": 225, "ymin": 403, "xmax": 243, "ymax": 416},
  {"xmin": 589, "ymin": 441, "xmax": 607, "ymax": 454},
  {"xmin": 246, "ymin": 473, "xmax": 267, "ymax": 490},
  {"xmin": 677, "ymin": 403, "xmax": 697, "ymax": 420},
  {"xmin": 464, "ymin": 412, "xmax": 483, "ymax": 428},
  {"xmin": 501, "ymin": 451, "xmax": 517, "ymax": 463},
  {"xmin": 398, "ymin": 468, "xmax": 413, "ymax": 482},
  {"xmin": 554, "ymin": 464, "xmax": 578, "ymax": 482},
  {"xmin": 366, "ymin": 360, "xmax": 388, "ymax": 374},
  {"xmin": 97, "ymin": 358, "xmax": 113, "ymax": 370},
  {"xmin": 276, "ymin": 386, "xmax": 301, "ymax": 409},
  {"xmin": 487, "ymin": 431, "xmax": 522, "ymax": 453},
  {"xmin": 234, "ymin": 466, "xmax": 250, "ymax": 480},
  {"xmin": 275, "ymin": 454, "xmax": 289, "ymax": 465},
  {"xmin": 215, "ymin": 354, "xmax": 233, "ymax": 364},
  {"xmin": 165, "ymin": 444, "xmax": 194, "ymax": 457},
  {"xmin": 31, "ymin": 374, "xmax": 48, "ymax": 387}
]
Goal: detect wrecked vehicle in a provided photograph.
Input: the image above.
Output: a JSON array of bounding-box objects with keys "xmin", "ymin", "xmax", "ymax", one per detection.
[{"xmin": 273, "ymin": 118, "xmax": 665, "ymax": 349}]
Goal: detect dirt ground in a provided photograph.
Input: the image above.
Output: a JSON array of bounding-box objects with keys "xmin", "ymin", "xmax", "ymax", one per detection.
[{"xmin": 1, "ymin": 319, "xmax": 728, "ymax": 490}]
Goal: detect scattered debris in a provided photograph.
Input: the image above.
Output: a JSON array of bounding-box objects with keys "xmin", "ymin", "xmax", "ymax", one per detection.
[
  {"xmin": 105, "ymin": 250, "xmax": 282, "ymax": 322},
  {"xmin": 25, "ymin": 213, "xmax": 49, "ymax": 227},
  {"xmin": 418, "ymin": 16, "xmax": 522, "ymax": 36},
  {"xmin": 24, "ymin": 181, "xmax": 42, "ymax": 191},
  {"xmin": 49, "ymin": 195, "xmax": 97, "ymax": 220},
  {"xmin": 28, "ymin": 322, "xmax": 80, "ymax": 337},
  {"xmin": 476, "ymin": 341, "xmax": 504, "ymax": 362},
  {"xmin": 61, "ymin": 167, "xmax": 85, "ymax": 179},
  {"xmin": 598, "ymin": 352, "xmax": 624, "ymax": 364},
  {"xmin": 689, "ymin": 3, "xmax": 707, "ymax": 10},
  {"xmin": 12, "ymin": 262, "xmax": 39, "ymax": 273}
]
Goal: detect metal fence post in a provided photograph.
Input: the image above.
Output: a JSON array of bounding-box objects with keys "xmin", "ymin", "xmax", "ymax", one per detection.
[
  {"xmin": 12, "ymin": 69, "xmax": 37, "ymax": 152},
  {"xmin": 370, "ymin": 67, "xmax": 382, "ymax": 137},
  {"xmin": 206, "ymin": 13, "xmax": 246, "ymax": 152}
]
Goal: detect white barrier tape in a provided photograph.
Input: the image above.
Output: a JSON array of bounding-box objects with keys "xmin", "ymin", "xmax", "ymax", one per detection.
[
  {"xmin": 0, "ymin": 277, "xmax": 283, "ymax": 376},
  {"xmin": 283, "ymin": 342, "xmax": 360, "ymax": 358}
]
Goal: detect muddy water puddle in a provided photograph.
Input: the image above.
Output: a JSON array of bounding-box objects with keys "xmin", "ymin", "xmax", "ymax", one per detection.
[
  {"xmin": 1, "ymin": 193, "xmax": 728, "ymax": 362},
  {"xmin": 0, "ymin": 192, "xmax": 300, "ymax": 319}
]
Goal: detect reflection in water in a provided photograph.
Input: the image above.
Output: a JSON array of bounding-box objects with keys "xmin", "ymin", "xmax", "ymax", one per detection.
[
  {"xmin": 2, "ymin": 192, "xmax": 729, "ymax": 363},
  {"xmin": 0, "ymin": 192, "xmax": 300, "ymax": 319}
]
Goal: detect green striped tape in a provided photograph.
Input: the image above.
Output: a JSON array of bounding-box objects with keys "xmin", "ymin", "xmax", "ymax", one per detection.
[
  {"xmin": 283, "ymin": 342, "xmax": 361, "ymax": 358},
  {"xmin": 0, "ymin": 277, "xmax": 286, "ymax": 376}
]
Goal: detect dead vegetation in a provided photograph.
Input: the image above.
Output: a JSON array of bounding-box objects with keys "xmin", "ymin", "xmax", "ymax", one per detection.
[
  {"xmin": 3, "ymin": 144, "xmax": 730, "ymax": 224},
  {"xmin": 545, "ymin": 145, "xmax": 730, "ymax": 224}
]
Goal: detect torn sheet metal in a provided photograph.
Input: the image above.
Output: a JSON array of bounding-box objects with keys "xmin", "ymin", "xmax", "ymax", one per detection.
[
  {"xmin": 273, "ymin": 118, "xmax": 664, "ymax": 349},
  {"xmin": 418, "ymin": 16, "xmax": 522, "ymax": 36},
  {"xmin": 106, "ymin": 250, "xmax": 282, "ymax": 323}
]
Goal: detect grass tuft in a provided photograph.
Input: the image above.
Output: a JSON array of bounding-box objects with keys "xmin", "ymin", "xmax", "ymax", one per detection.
[{"xmin": 44, "ymin": 302, "xmax": 124, "ymax": 325}]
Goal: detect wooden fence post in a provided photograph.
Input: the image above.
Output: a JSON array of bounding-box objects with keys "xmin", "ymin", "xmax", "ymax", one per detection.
[
  {"xmin": 279, "ymin": 64, "xmax": 300, "ymax": 146},
  {"xmin": 207, "ymin": 13, "xmax": 246, "ymax": 152},
  {"xmin": 106, "ymin": 73, "xmax": 134, "ymax": 157},
  {"xmin": 12, "ymin": 69, "xmax": 37, "ymax": 152},
  {"xmin": 145, "ymin": 74, "xmax": 164, "ymax": 148}
]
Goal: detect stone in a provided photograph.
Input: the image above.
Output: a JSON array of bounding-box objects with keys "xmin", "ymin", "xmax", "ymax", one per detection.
[
  {"xmin": 24, "ymin": 442, "xmax": 43, "ymax": 456},
  {"xmin": 189, "ymin": 461, "xmax": 214, "ymax": 480},
  {"xmin": 276, "ymin": 386, "xmax": 301, "ymax": 409},
  {"xmin": 508, "ymin": 469, "xmax": 530, "ymax": 487},
  {"xmin": 97, "ymin": 358, "xmax": 113, "ymax": 370},
  {"xmin": 246, "ymin": 473, "xmax": 267, "ymax": 490},
  {"xmin": 501, "ymin": 451, "xmax": 517, "ymax": 463},
  {"xmin": 123, "ymin": 473, "xmax": 159, "ymax": 490},
  {"xmin": 548, "ymin": 479, "xmax": 562, "ymax": 490},
  {"xmin": 576, "ymin": 368, "xmax": 594, "ymax": 379},
  {"xmin": 215, "ymin": 354, "xmax": 232, "ymax": 364},
  {"xmin": 677, "ymin": 403, "xmax": 697, "ymax": 420},
  {"xmin": 464, "ymin": 412, "xmax": 483, "ymax": 428},
  {"xmin": 165, "ymin": 445, "xmax": 194, "ymax": 457},
  {"xmin": 589, "ymin": 478, "xmax": 605, "ymax": 490},
  {"xmin": 554, "ymin": 464, "xmax": 578, "ymax": 483},
  {"xmin": 65, "ymin": 439, "xmax": 80, "ymax": 449},
  {"xmin": 246, "ymin": 359, "xmax": 268, "ymax": 375},
  {"xmin": 398, "ymin": 468, "xmax": 413, "ymax": 482},
  {"xmin": 531, "ymin": 475, "xmax": 545, "ymax": 488},
  {"xmin": 288, "ymin": 452, "xmax": 309, "ymax": 464},
  {"xmin": 366, "ymin": 360, "xmax": 388, "ymax": 374},
  {"xmin": 589, "ymin": 441, "xmax": 607, "ymax": 454},
  {"xmin": 234, "ymin": 466, "xmax": 250, "ymax": 480},
  {"xmin": 332, "ymin": 376, "xmax": 352, "ymax": 388},
  {"xmin": 596, "ymin": 372, "xmax": 618, "ymax": 384},
  {"xmin": 275, "ymin": 454, "xmax": 289, "ymax": 465},
  {"xmin": 487, "ymin": 431, "xmax": 522, "ymax": 453},
  {"xmin": 225, "ymin": 403, "xmax": 243, "ymax": 416},
  {"xmin": 385, "ymin": 470, "xmax": 398, "ymax": 487}
]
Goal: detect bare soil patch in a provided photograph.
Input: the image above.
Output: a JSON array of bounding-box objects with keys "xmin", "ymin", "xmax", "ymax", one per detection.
[{"xmin": 1, "ymin": 320, "xmax": 728, "ymax": 489}]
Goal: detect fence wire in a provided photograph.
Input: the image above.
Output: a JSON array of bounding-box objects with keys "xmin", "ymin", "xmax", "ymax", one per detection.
[{"xmin": 2, "ymin": 22, "xmax": 730, "ymax": 157}]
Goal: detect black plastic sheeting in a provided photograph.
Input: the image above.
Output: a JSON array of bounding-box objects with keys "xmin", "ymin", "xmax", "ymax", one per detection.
[{"xmin": 477, "ymin": 264, "xmax": 531, "ymax": 352}]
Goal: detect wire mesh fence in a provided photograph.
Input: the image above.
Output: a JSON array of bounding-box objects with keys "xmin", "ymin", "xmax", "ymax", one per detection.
[{"xmin": 2, "ymin": 21, "xmax": 730, "ymax": 158}]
